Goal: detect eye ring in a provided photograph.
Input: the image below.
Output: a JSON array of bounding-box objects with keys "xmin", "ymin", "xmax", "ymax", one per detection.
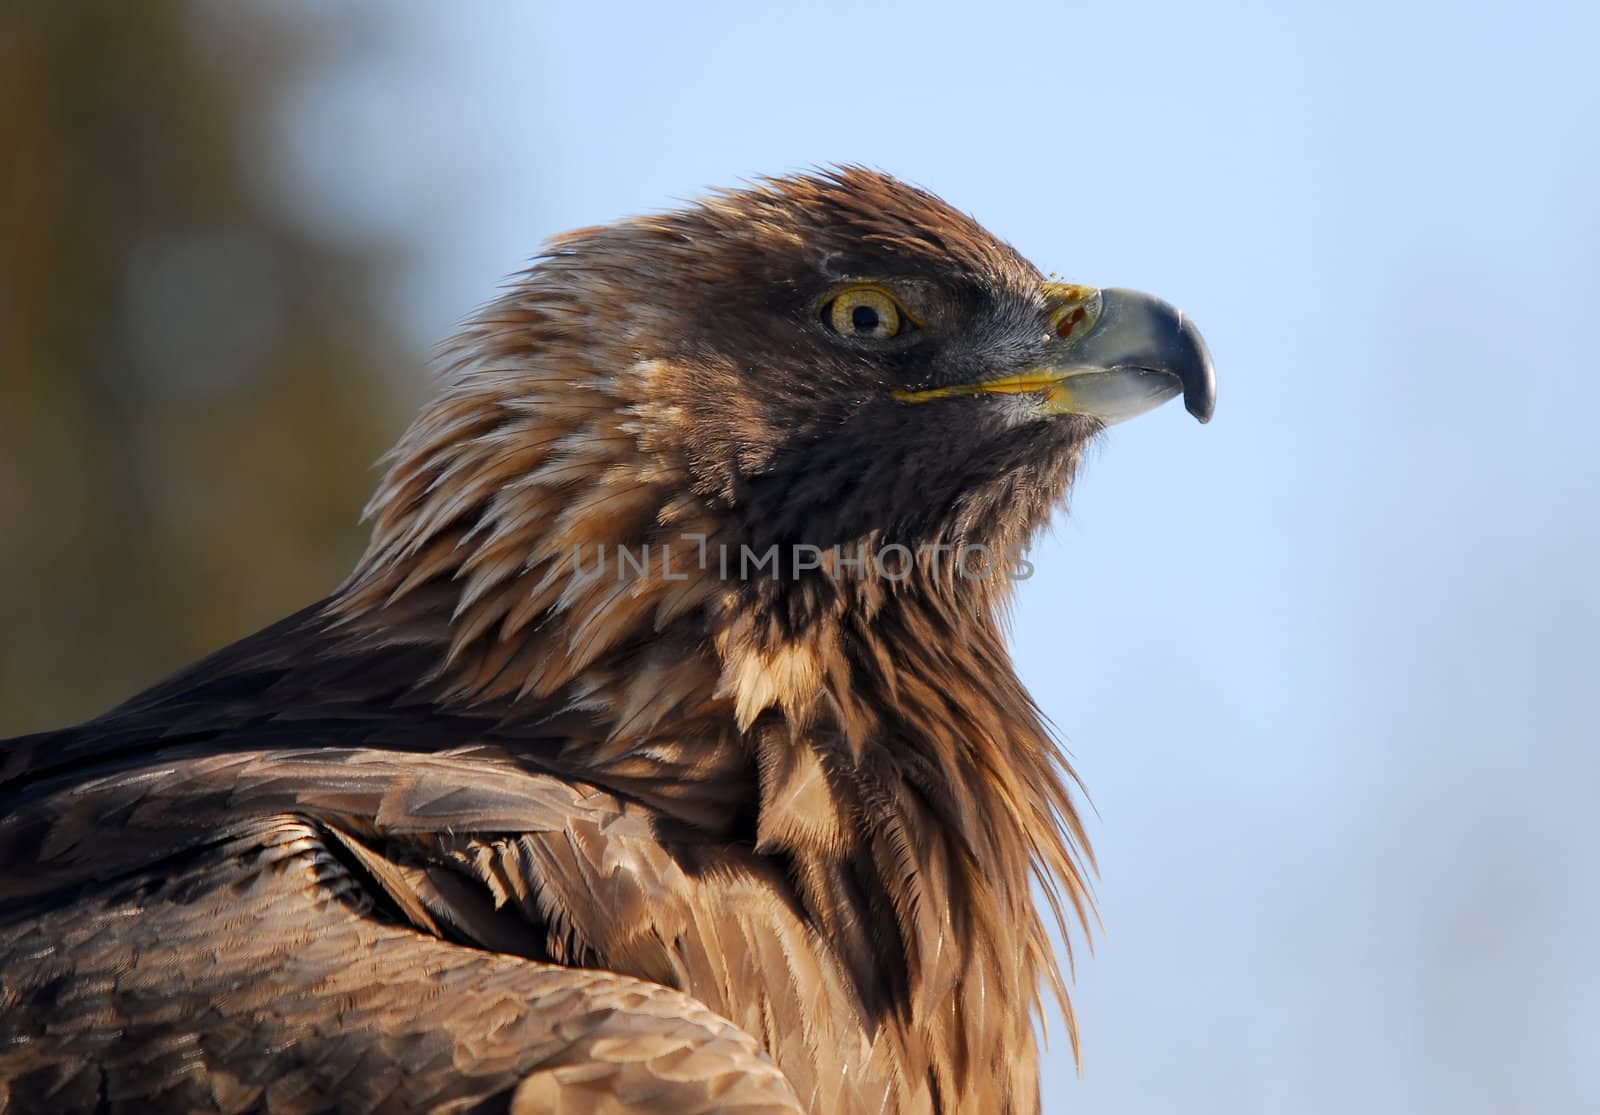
[{"xmin": 820, "ymin": 285, "xmax": 916, "ymax": 341}]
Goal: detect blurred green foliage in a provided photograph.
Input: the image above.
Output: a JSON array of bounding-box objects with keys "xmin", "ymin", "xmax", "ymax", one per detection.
[{"xmin": 0, "ymin": 2, "xmax": 421, "ymax": 732}]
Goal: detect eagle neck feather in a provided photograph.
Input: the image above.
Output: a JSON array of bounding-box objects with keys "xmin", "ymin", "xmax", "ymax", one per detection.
[{"xmin": 327, "ymin": 295, "xmax": 1094, "ymax": 1112}]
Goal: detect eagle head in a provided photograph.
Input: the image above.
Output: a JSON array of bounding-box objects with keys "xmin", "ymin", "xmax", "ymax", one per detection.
[{"xmin": 528, "ymin": 168, "xmax": 1211, "ymax": 573}]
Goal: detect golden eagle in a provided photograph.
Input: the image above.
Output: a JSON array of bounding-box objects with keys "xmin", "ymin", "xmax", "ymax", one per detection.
[{"xmin": 0, "ymin": 169, "xmax": 1213, "ymax": 1114}]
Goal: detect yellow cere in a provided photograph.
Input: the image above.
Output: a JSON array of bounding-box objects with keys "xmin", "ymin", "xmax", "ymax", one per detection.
[{"xmin": 1041, "ymin": 283, "xmax": 1102, "ymax": 342}]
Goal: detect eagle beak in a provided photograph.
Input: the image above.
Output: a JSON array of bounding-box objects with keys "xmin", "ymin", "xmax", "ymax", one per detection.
[
  {"xmin": 1036, "ymin": 287, "xmax": 1215, "ymax": 424},
  {"xmin": 892, "ymin": 286, "xmax": 1216, "ymax": 425}
]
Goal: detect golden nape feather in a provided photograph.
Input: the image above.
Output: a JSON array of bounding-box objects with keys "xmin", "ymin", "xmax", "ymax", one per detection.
[{"xmin": 0, "ymin": 168, "xmax": 1213, "ymax": 1113}]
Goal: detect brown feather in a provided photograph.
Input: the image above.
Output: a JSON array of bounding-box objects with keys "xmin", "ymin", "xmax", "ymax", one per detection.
[{"xmin": 0, "ymin": 168, "xmax": 1118, "ymax": 1113}]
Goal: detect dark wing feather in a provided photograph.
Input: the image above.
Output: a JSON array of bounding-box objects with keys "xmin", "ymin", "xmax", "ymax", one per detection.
[
  {"xmin": 0, "ymin": 795, "xmax": 803, "ymax": 1114},
  {"xmin": 0, "ymin": 743, "xmax": 902, "ymax": 1111}
]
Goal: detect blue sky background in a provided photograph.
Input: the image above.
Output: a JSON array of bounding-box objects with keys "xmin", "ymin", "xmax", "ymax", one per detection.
[{"xmin": 256, "ymin": 1, "xmax": 1598, "ymax": 1109}]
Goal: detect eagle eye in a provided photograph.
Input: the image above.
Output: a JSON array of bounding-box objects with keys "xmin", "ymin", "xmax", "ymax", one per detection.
[{"xmin": 822, "ymin": 286, "xmax": 914, "ymax": 341}]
